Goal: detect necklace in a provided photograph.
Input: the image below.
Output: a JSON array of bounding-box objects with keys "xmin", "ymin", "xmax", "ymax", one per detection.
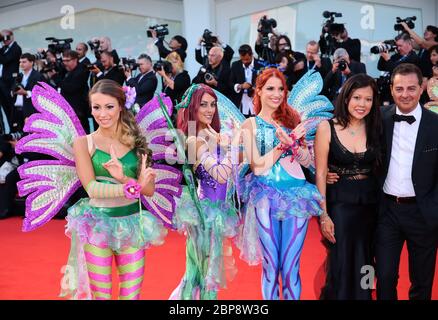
[{"xmin": 347, "ymin": 124, "xmax": 364, "ymax": 136}]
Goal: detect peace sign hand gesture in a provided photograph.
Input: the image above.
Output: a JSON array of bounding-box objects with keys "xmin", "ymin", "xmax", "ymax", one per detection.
[
  {"xmin": 102, "ymin": 145, "xmax": 125, "ymax": 182},
  {"xmin": 137, "ymin": 154, "xmax": 156, "ymax": 190}
]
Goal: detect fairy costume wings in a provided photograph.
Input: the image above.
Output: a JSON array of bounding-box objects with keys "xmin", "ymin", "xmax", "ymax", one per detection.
[
  {"xmin": 16, "ymin": 82, "xmax": 182, "ymax": 231},
  {"xmin": 287, "ymin": 69, "xmax": 334, "ymax": 171}
]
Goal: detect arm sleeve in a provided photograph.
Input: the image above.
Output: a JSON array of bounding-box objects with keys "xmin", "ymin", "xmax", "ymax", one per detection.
[
  {"xmin": 199, "ymin": 151, "xmax": 234, "ymax": 184},
  {"xmin": 85, "ymin": 180, "xmax": 125, "ymax": 199}
]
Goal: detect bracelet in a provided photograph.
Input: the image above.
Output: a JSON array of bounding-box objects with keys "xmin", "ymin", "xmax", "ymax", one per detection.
[{"xmin": 123, "ymin": 179, "xmax": 141, "ymax": 199}]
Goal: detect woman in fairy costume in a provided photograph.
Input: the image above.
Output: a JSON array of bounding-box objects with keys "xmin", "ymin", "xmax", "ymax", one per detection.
[
  {"xmin": 170, "ymin": 84, "xmax": 241, "ymax": 300},
  {"xmin": 63, "ymin": 79, "xmax": 167, "ymax": 299},
  {"xmin": 238, "ymin": 68, "xmax": 323, "ymax": 300}
]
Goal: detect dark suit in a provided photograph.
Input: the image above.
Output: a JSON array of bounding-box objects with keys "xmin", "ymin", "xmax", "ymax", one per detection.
[
  {"xmin": 376, "ymin": 105, "xmax": 438, "ymax": 300},
  {"xmin": 95, "ymin": 66, "xmax": 125, "ymax": 86},
  {"xmin": 228, "ymin": 58, "xmax": 263, "ymax": 110},
  {"xmin": 378, "ymin": 51, "xmax": 420, "ymax": 74},
  {"xmin": 78, "ymin": 57, "xmax": 91, "ymax": 69},
  {"xmin": 192, "ymin": 61, "xmax": 231, "ymax": 98},
  {"xmin": 302, "ymin": 57, "xmax": 332, "ymax": 80},
  {"xmin": 323, "ymin": 61, "xmax": 365, "ymax": 102},
  {"xmin": 54, "ymin": 65, "xmax": 90, "ymax": 132},
  {"xmin": 13, "ymin": 69, "xmax": 45, "ymax": 121},
  {"xmin": 0, "ymin": 41, "xmax": 22, "ymax": 124},
  {"xmin": 126, "ymin": 71, "xmax": 158, "ymax": 107}
]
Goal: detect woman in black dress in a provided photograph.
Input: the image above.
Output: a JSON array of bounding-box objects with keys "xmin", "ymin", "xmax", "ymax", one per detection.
[{"xmin": 314, "ymin": 74, "xmax": 382, "ymax": 299}]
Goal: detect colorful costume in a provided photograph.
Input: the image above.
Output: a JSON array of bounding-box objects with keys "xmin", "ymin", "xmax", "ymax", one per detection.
[
  {"xmin": 238, "ymin": 70, "xmax": 333, "ymax": 300},
  {"xmin": 16, "ymin": 83, "xmax": 182, "ymax": 299},
  {"xmin": 164, "ymin": 87, "xmax": 244, "ymax": 300}
]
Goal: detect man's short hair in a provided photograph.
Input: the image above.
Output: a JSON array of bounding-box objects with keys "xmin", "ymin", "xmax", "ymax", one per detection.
[
  {"xmin": 77, "ymin": 42, "xmax": 88, "ymax": 52},
  {"xmin": 172, "ymin": 35, "xmax": 187, "ymax": 51},
  {"xmin": 391, "ymin": 63, "xmax": 423, "ymax": 86},
  {"xmin": 395, "ymin": 32, "xmax": 412, "ymax": 44},
  {"xmin": 63, "ymin": 50, "xmax": 79, "ymax": 60},
  {"xmin": 307, "ymin": 40, "xmax": 319, "ymax": 47},
  {"xmin": 20, "ymin": 53, "xmax": 35, "ymax": 63},
  {"xmin": 138, "ymin": 53, "xmax": 152, "ymax": 63},
  {"xmin": 238, "ymin": 44, "xmax": 253, "ymax": 56},
  {"xmin": 333, "ymin": 48, "xmax": 349, "ymax": 60}
]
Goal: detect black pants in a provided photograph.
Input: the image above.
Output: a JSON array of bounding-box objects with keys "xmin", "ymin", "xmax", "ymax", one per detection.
[
  {"xmin": 0, "ymin": 168, "xmax": 19, "ymax": 216},
  {"xmin": 375, "ymin": 197, "xmax": 438, "ymax": 300}
]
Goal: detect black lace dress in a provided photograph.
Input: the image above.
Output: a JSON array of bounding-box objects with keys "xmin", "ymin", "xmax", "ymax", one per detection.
[{"xmin": 319, "ymin": 119, "xmax": 379, "ymax": 300}]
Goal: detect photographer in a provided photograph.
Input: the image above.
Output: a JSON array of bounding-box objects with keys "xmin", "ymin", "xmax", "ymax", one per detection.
[
  {"xmin": 149, "ymin": 27, "xmax": 188, "ymax": 63},
  {"xmin": 12, "ymin": 53, "xmax": 44, "ymax": 129},
  {"xmin": 195, "ymin": 29, "xmax": 234, "ymax": 67},
  {"xmin": 156, "ymin": 52, "xmax": 190, "ymax": 106},
  {"xmin": 0, "ymin": 29, "xmax": 22, "ymax": 128},
  {"xmin": 400, "ymin": 23, "xmax": 438, "ymax": 79},
  {"xmin": 377, "ymin": 33, "xmax": 420, "ymax": 75},
  {"xmin": 126, "ymin": 54, "xmax": 157, "ymax": 106},
  {"xmin": 192, "ymin": 46, "xmax": 231, "ymax": 98},
  {"xmin": 229, "ymin": 44, "xmax": 263, "ymax": 117},
  {"xmin": 51, "ymin": 50, "xmax": 90, "ymax": 132},
  {"xmin": 89, "ymin": 50, "xmax": 125, "ymax": 86},
  {"xmin": 303, "ymin": 40, "xmax": 332, "ymax": 79},
  {"xmin": 255, "ymin": 16, "xmax": 279, "ymax": 63},
  {"xmin": 76, "ymin": 42, "xmax": 91, "ymax": 69},
  {"xmin": 323, "ymin": 48, "xmax": 365, "ymax": 102},
  {"xmin": 94, "ymin": 36, "xmax": 119, "ymax": 65}
]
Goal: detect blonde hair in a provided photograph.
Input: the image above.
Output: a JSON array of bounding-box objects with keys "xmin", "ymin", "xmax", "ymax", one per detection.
[
  {"xmin": 166, "ymin": 51, "xmax": 184, "ymax": 74},
  {"xmin": 89, "ymin": 80, "xmax": 152, "ymax": 172}
]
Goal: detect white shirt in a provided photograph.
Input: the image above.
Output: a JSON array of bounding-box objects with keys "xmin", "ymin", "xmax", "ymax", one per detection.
[
  {"xmin": 383, "ymin": 103, "xmax": 422, "ymax": 197},
  {"xmin": 234, "ymin": 60, "xmax": 254, "ymax": 116}
]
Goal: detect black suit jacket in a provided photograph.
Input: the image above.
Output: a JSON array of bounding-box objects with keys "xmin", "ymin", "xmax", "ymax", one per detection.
[
  {"xmin": 228, "ymin": 58, "xmax": 263, "ymax": 107},
  {"xmin": 192, "ymin": 61, "xmax": 231, "ymax": 98},
  {"xmin": 0, "ymin": 42, "xmax": 22, "ymax": 84},
  {"xmin": 302, "ymin": 57, "xmax": 332, "ymax": 79},
  {"xmin": 54, "ymin": 65, "xmax": 89, "ymax": 119},
  {"xmin": 126, "ymin": 71, "xmax": 158, "ymax": 107},
  {"xmin": 378, "ymin": 51, "xmax": 420, "ymax": 74},
  {"xmin": 13, "ymin": 69, "xmax": 45, "ymax": 118},
  {"xmin": 96, "ymin": 66, "xmax": 125, "ymax": 86},
  {"xmin": 381, "ymin": 105, "xmax": 438, "ymax": 228}
]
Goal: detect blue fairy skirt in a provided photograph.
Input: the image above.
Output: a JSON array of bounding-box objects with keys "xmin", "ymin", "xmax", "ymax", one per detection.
[
  {"xmin": 237, "ymin": 173, "xmax": 324, "ymax": 266},
  {"xmin": 60, "ymin": 198, "xmax": 167, "ymax": 299}
]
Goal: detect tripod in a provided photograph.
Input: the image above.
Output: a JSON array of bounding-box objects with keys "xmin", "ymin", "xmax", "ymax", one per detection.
[{"xmin": 260, "ymin": 35, "xmax": 275, "ymax": 65}]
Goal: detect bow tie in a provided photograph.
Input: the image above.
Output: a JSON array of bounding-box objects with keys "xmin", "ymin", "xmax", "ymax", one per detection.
[{"xmin": 393, "ymin": 114, "xmax": 416, "ymax": 125}]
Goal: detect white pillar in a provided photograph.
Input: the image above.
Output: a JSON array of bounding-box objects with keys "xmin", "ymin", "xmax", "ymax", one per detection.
[{"xmin": 183, "ymin": 0, "xmax": 216, "ymax": 78}]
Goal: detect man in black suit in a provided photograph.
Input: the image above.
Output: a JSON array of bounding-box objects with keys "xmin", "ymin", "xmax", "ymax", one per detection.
[
  {"xmin": 302, "ymin": 40, "xmax": 332, "ymax": 79},
  {"xmin": 376, "ymin": 63, "xmax": 438, "ymax": 300},
  {"xmin": 195, "ymin": 34, "xmax": 234, "ymax": 67},
  {"xmin": 76, "ymin": 42, "xmax": 91, "ymax": 69},
  {"xmin": 229, "ymin": 44, "xmax": 263, "ymax": 117},
  {"xmin": 90, "ymin": 50, "xmax": 125, "ymax": 86},
  {"xmin": 51, "ymin": 50, "xmax": 90, "ymax": 132},
  {"xmin": 378, "ymin": 33, "xmax": 420, "ymax": 75},
  {"xmin": 193, "ymin": 46, "xmax": 231, "ymax": 98},
  {"xmin": 12, "ymin": 53, "xmax": 45, "ymax": 127},
  {"xmin": 323, "ymin": 48, "xmax": 366, "ymax": 102},
  {"xmin": 0, "ymin": 29, "xmax": 22, "ymax": 128},
  {"xmin": 125, "ymin": 54, "xmax": 157, "ymax": 107}
]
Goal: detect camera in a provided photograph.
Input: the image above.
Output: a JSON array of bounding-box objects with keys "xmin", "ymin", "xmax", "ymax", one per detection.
[
  {"xmin": 394, "ymin": 16, "xmax": 416, "ymax": 32},
  {"xmin": 45, "ymin": 37, "xmax": 73, "ymax": 55},
  {"xmin": 258, "ymin": 15, "xmax": 277, "ymax": 36},
  {"xmin": 202, "ymin": 29, "xmax": 218, "ymax": 47},
  {"xmin": 87, "ymin": 39, "xmax": 101, "ymax": 59},
  {"xmin": 338, "ymin": 59, "xmax": 348, "ymax": 71},
  {"xmin": 147, "ymin": 24, "xmax": 169, "ymax": 40},
  {"xmin": 320, "ymin": 11, "xmax": 344, "ymax": 57},
  {"xmin": 1, "ymin": 132, "xmax": 24, "ymax": 141},
  {"xmin": 153, "ymin": 60, "xmax": 172, "ymax": 74},
  {"xmin": 370, "ymin": 40, "xmax": 397, "ymax": 54},
  {"xmin": 32, "ymin": 50, "xmax": 47, "ymax": 61},
  {"xmin": 11, "ymin": 73, "xmax": 24, "ymax": 93},
  {"xmin": 199, "ymin": 67, "xmax": 217, "ymax": 82},
  {"xmin": 120, "ymin": 57, "xmax": 139, "ymax": 71}
]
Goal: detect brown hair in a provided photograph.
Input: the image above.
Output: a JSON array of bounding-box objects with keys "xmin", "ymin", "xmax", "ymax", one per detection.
[{"xmin": 89, "ymin": 79, "xmax": 152, "ymax": 171}]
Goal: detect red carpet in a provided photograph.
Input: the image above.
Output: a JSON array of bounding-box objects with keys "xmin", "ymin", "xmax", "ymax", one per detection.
[{"xmin": 0, "ymin": 217, "xmax": 437, "ymax": 300}]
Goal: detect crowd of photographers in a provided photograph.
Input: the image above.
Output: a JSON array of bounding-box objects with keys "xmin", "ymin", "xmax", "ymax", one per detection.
[{"xmin": 0, "ymin": 11, "xmax": 438, "ymax": 218}]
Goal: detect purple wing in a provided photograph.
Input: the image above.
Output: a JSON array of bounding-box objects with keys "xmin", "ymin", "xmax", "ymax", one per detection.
[
  {"xmin": 141, "ymin": 164, "xmax": 183, "ymax": 229},
  {"xmin": 136, "ymin": 94, "xmax": 178, "ymax": 162},
  {"xmin": 15, "ymin": 82, "xmax": 85, "ymax": 231}
]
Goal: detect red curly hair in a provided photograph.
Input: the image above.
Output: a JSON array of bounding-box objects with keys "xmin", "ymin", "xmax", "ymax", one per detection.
[{"xmin": 253, "ymin": 68, "xmax": 301, "ymax": 130}]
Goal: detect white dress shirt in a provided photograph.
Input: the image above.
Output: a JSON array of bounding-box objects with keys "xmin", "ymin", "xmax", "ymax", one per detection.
[
  {"xmin": 14, "ymin": 70, "xmax": 32, "ymax": 107},
  {"xmin": 383, "ymin": 103, "xmax": 422, "ymax": 197},
  {"xmin": 234, "ymin": 60, "xmax": 254, "ymax": 116}
]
